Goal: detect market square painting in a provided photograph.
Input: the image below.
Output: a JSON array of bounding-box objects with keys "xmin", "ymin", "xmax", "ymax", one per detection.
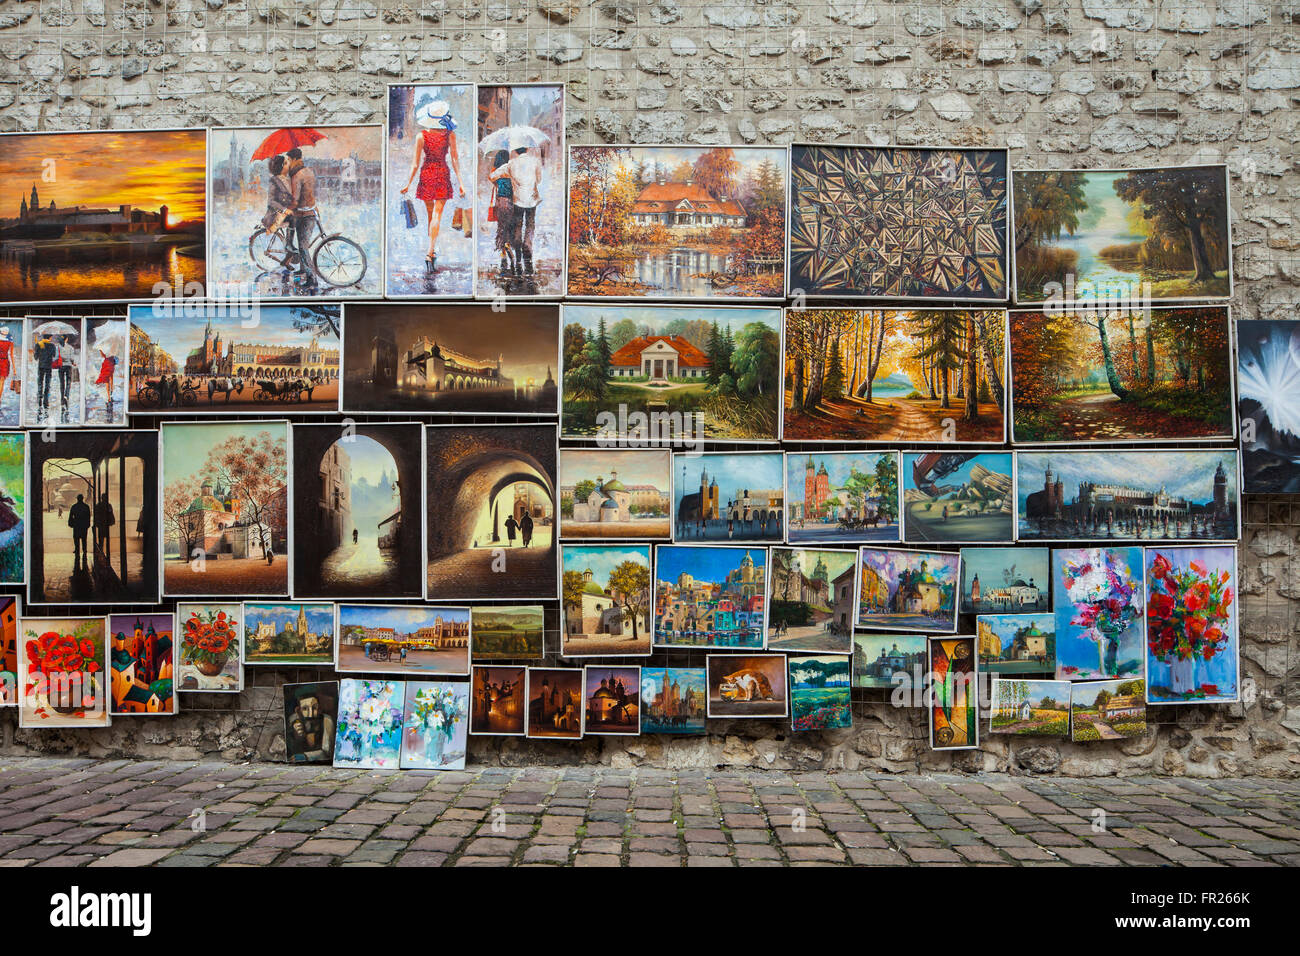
[
  {"xmin": 161, "ymin": 421, "xmax": 289, "ymax": 597},
  {"xmin": 960, "ymin": 547, "xmax": 1049, "ymax": 614},
  {"xmin": 425, "ymin": 424, "xmax": 557, "ymax": 600},
  {"xmin": 1053, "ymin": 547, "xmax": 1144, "ymax": 681},
  {"xmin": 208, "ymin": 125, "xmax": 382, "ymax": 297},
  {"xmin": 0, "ymin": 596, "xmax": 15, "ymax": 706},
  {"xmin": 976, "ymin": 613, "xmax": 1056, "ymax": 674},
  {"xmin": 400, "ymin": 680, "xmax": 469, "ymax": 769},
  {"xmin": 83, "ymin": 317, "xmax": 128, "ymax": 425},
  {"xmin": 929, "ymin": 636, "xmax": 977, "ymax": 750},
  {"xmin": 1008, "ymin": 306, "xmax": 1234, "ymax": 443},
  {"xmin": 336, "ymin": 604, "xmax": 470, "ymax": 676},
  {"xmin": 902, "ymin": 452, "xmax": 1014, "ymax": 544},
  {"xmin": 1012, "ymin": 165, "xmax": 1231, "ymax": 303},
  {"xmin": 705, "ymin": 654, "xmax": 789, "ymax": 718},
  {"xmin": 17, "ymin": 616, "xmax": 110, "ymax": 728},
  {"xmin": 561, "ymin": 304, "xmax": 782, "ymax": 442},
  {"xmin": 640, "ymin": 666, "xmax": 706, "ymax": 734},
  {"xmin": 654, "ymin": 545, "xmax": 767, "ymax": 649},
  {"xmin": 989, "ymin": 678, "xmax": 1070, "ymax": 737},
  {"xmin": 176, "ymin": 603, "xmax": 242, "ymax": 692},
  {"xmin": 789, "ymin": 655, "xmax": 852, "ymax": 732},
  {"xmin": 242, "ymin": 602, "xmax": 335, "ymax": 666},
  {"xmin": 1070, "ymin": 679, "xmax": 1147, "ymax": 742},
  {"xmin": 782, "ymin": 308, "xmax": 1007, "ymax": 443},
  {"xmin": 0, "ymin": 322, "xmax": 22, "ymax": 427},
  {"xmin": 127, "ymin": 303, "xmax": 340, "ymax": 413},
  {"xmin": 334, "ymin": 678, "xmax": 404, "ymax": 769},
  {"xmin": 0, "ymin": 432, "xmax": 24, "ymax": 585},
  {"xmin": 561, "ymin": 545, "xmax": 652, "ymax": 657},
  {"xmin": 1016, "ymin": 450, "xmax": 1239, "ymax": 542},
  {"xmin": 1145, "ymin": 545, "xmax": 1239, "ymax": 704},
  {"xmin": 567, "ymin": 145, "xmax": 787, "ymax": 299},
  {"xmin": 583, "ymin": 665, "xmax": 640, "ymax": 734},
  {"xmin": 785, "ymin": 451, "xmax": 900, "ymax": 544},
  {"xmin": 560, "ymin": 448, "xmax": 672, "ymax": 540},
  {"xmin": 29, "ymin": 429, "xmax": 158, "ymax": 605},
  {"xmin": 477, "ymin": 83, "xmax": 566, "ymax": 298},
  {"xmin": 673, "ymin": 452, "xmax": 784, "ymax": 542},
  {"xmin": 789, "ymin": 144, "xmax": 1008, "ymax": 299},
  {"xmin": 470, "ymin": 605, "xmax": 545, "ymax": 660},
  {"xmin": 0, "ymin": 129, "xmax": 207, "ymax": 303},
  {"xmin": 341, "ymin": 303, "xmax": 559, "ymax": 415},
  {"xmin": 385, "ymin": 83, "xmax": 476, "ymax": 298},
  {"xmin": 24, "ymin": 316, "xmax": 82, "ymax": 427},
  {"xmin": 857, "ymin": 548, "xmax": 959, "ymax": 633},
  {"xmin": 767, "ymin": 547, "xmax": 858, "ymax": 653},
  {"xmin": 108, "ymin": 613, "xmax": 175, "ymax": 716},
  {"xmin": 852, "ymin": 632, "xmax": 925, "ymax": 690},
  {"xmin": 471, "ymin": 665, "xmax": 527, "ymax": 735},
  {"xmin": 1237, "ymin": 318, "xmax": 1300, "ymax": 493},
  {"xmin": 526, "ymin": 667, "xmax": 582, "ymax": 739},
  {"xmin": 283, "ymin": 681, "xmax": 338, "ymax": 763}
]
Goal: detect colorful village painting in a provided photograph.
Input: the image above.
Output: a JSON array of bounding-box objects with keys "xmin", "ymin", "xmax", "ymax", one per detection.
[
  {"xmin": 766, "ymin": 547, "xmax": 858, "ymax": 653},
  {"xmin": 976, "ymin": 613, "xmax": 1056, "ymax": 675},
  {"xmin": 960, "ymin": 546, "xmax": 1049, "ymax": 614},
  {"xmin": 785, "ymin": 451, "xmax": 899, "ymax": 544},
  {"xmin": 109, "ymin": 613, "xmax": 175, "ymax": 716},
  {"xmin": 1070, "ymin": 679, "xmax": 1147, "ymax": 742},
  {"xmin": 1237, "ymin": 319, "xmax": 1300, "ymax": 493},
  {"xmin": 902, "ymin": 452, "xmax": 1014, "ymax": 544},
  {"xmin": 640, "ymin": 666, "xmax": 706, "ymax": 734},
  {"xmin": 654, "ymin": 545, "xmax": 767, "ymax": 649},
  {"xmin": 559, "ymin": 448, "xmax": 671, "ymax": 541},
  {"xmin": 857, "ymin": 548, "xmax": 959, "ymax": 633},
  {"xmin": 989, "ymin": 679, "xmax": 1070, "ymax": 737},
  {"xmin": 561, "ymin": 545, "xmax": 652, "ymax": 657}
]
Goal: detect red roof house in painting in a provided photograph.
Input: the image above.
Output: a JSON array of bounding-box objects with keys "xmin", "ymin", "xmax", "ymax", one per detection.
[
  {"xmin": 609, "ymin": 335, "xmax": 711, "ymax": 380},
  {"xmin": 629, "ymin": 181, "xmax": 746, "ymax": 229}
]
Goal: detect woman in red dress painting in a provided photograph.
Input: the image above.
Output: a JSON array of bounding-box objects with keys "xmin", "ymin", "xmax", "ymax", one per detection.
[
  {"xmin": 94, "ymin": 347, "xmax": 118, "ymax": 412},
  {"xmin": 0, "ymin": 327, "xmax": 12, "ymax": 421},
  {"xmin": 400, "ymin": 98, "xmax": 466, "ymax": 274}
]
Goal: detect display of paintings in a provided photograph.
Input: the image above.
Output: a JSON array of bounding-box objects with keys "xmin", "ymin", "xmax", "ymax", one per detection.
[
  {"xmin": 1070, "ymin": 678, "xmax": 1147, "ymax": 742},
  {"xmin": 526, "ymin": 667, "xmax": 582, "ymax": 739},
  {"xmin": 960, "ymin": 547, "xmax": 1049, "ymax": 614},
  {"xmin": 336, "ymin": 604, "xmax": 470, "ymax": 676},
  {"xmin": 400, "ymin": 680, "xmax": 469, "ymax": 769},
  {"xmin": 1016, "ymin": 450, "xmax": 1239, "ymax": 542},
  {"xmin": 16, "ymin": 616, "xmax": 111, "ymax": 728},
  {"xmin": 127, "ymin": 303, "xmax": 341, "ymax": 414},
  {"xmin": 176, "ymin": 603, "xmax": 242, "ymax": 692},
  {"xmin": 567, "ymin": 145, "xmax": 787, "ymax": 299},
  {"xmin": 471, "ymin": 605, "xmax": 545, "ymax": 660},
  {"xmin": 785, "ymin": 451, "xmax": 900, "ymax": 544},
  {"xmin": 789, "ymin": 144, "xmax": 1009, "ymax": 300},
  {"xmin": 582, "ymin": 665, "xmax": 640, "ymax": 734},
  {"xmin": 654, "ymin": 544, "xmax": 767, "ymax": 649},
  {"xmin": 108, "ymin": 613, "xmax": 175, "ymax": 716},
  {"xmin": 782, "ymin": 308, "xmax": 1007, "ymax": 444},
  {"xmin": 673, "ymin": 452, "xmax": 784, "ymax": 543},
  {"xmin": 1145, "ymin": 545, "xmax": 1239, "ymax": 705},
  {"xmin": 560, "ymin": 304, "xmax": 782, "ymax": 443},
  {"xmin": 0, "ymin": 129, "xmax": 208, "ymax": 304},
  {"xmin": 0, "ymin": 596, "xmax": 16, "ymax": 706},
  {"xmin": 243, "ymin": 602, "xmax": 335, "ymax": 666},
  {"xmin": 928, "ymin": 636, "xmax": 977, "ymax": 750},
  {"xmin": 477, "ymin": 83, "xmax": 566, "ymax": 298},
  {"xmin": 425, "ymin": 424, "xmax": 557, "ymax": 601},
  {"xmin": 976, "ymin": 613, "xmax": 1055, "ymax": 674},
  {"xmin": 561, "ymin": 545, "xmax": 652, "ymax": 657},
  {"xmin": 284, "ymin": 681, "xmax": 339, "ymax": 763},
  {"xmin": 852, "ymin": 632, "xmax": 925, "ymax": 691},
  {"xmin": 789, "ymin": 655, "xmax": 852, "ymax": 732},
  {"xmin": 767, "ymin": 547, "xmax": 858, "ymax": 653},
  {"xmin": 291, "ymin": 422, "xmax": 423, "ymax": 600},
  {"xmin": 385, "ymin": 83, "xmax": 476, "ymax": 298},
  {"xmin": 1053, "ymin": 547, "xmax": 1144, "ymax": 681},
  {"xmin": 83, "ymin": 318, "xmax": 128, "ymax": 426},
  {"xmin": 559, "ymin": 448, "xmax": 672, "ymax": 541},
  {"xmin": 1012, "ymin": 165, "xmax": 1231, "ymax": 304},
  {"xmin": 28, "ymin": 429, "xmax": 158, "ymax": 605},
  {"xmin": 989, "ymin": 678, "xmax": 1070, "ymax": 737},
  {"xmin": 640, "ymin": 666, "xmax": 706, "ymax": 734},
  {"xmin": 0, "ymin": 322, "xmax": 22, "ymax": 427},
  {"xmin": 0, "ymin": 432, "xmax": 23, "ymax": 584},
  {"xmin": 207, "ymin": 125, "xmax": 383, "ymax": 298},
  {"xmin": 705, "ymin": 653, "xmax": 789, "ymax": 718},
  {"xmin": 902, "ymin": 452, "xmax": 1014, "ymax": 544},
  {"xmin": 1237, "ymin": 319, "xmax": 1300, "ymax": 493},
  {"xmin": 24, "ymin": 316, "xmax": 82, "ymax": 427},
  {"xmin": 471, "ymin": 665, "xmax": 527, "ymax": 736},
  {"xmin": 857, "ymin": 547, "xmax": 960, "ymax": 633},
  {"xmin": 1009, "ymin": 306, "xmax": 1234, "ymax": 444},
  {"xmin": 161, "ymin": 421, "xmax": 290, "ymax": 597},
  {"xmin": 334, "ymin": 678, "xmax": 404, "ymax": 769},
  {"xmin": 340, "ymin": 303, "xmax": 560, "ymax": 416}
]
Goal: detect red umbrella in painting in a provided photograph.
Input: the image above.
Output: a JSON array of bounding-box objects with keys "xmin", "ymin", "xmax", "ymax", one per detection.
[{"xmin": 250, "ymin": 127, "xmax": 326, "ymax": 161}]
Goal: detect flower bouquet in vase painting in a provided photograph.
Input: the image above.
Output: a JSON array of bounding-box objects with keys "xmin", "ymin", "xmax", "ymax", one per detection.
[
  {"xmin": 336, "ymin": 680, "xmax": 403, "ymax": 769},
  {"xmin": 1147, "ymin": 552, "xmax": 1233, "ymax": 701},
  {"xmin": 182, "ymin": 608, "xmax": 239, "ymax": 678},
  {"xmin": 1060, "ymin": 549, "xmax": 1140, "ymax": 679},
  {"xmin": 24, "ymin": 623, "xmax": 103, "ymax": 718},
  {"xmin": 404, "ymin": 684, "xmax": 466, "ymax": 767}
]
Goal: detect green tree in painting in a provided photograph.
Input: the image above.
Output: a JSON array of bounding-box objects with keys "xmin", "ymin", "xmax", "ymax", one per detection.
[
  {"xmin": 823, "ymin": 339, "xmax": 845, "ymax": 400},
  {"xmin": 911, "ymin": 311, "xmax": 967, "ymax": 409},
  {"xmin": 1113, "ymin": 168, "xmax": 1226, "ymax": 283},
  {"xmin": 731, "ymin": 322, "xmax": 780, "ymax": 398},
  {"xmin": 564, "ymin": 339, "xmax": 608, "ymax": 403},
  {"xmin": 872, "ymin": 455, "xmax": 898, "ymax": 523},
  {"xmin": 606, "ymin": 559, "xmax": 650, "ymax": 643},
  {"xmin": 1013, "ymin": 170, "xmax": 1088, "ymax": 252}
]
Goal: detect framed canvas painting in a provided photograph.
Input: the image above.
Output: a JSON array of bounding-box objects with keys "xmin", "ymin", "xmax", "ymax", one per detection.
[
  {"xmin": 334, "ymin": 678, "xmax": 405, "ymax": 769},
  {"xmin": 0, "ymin": 322, "xmax": 22, "ymax": 427},
  {"xmin": 526, "ymin": 667, "xmax": 582, "ymax": 739},
  {"xmin": 1052, "ymin": 547, "xmax": 1144, "ymax": 681},
  {"xmin": 0, "ymin": 432, "xmax": 25, "ymax": 585},
  {"xmin": 1237, "ymin": 319, "xmax": 1300, "ymax": 493},
  {"xmin": 582, "ymin": 665, "xmax": 641, "ymax": 735},
  {"xmin": 559, "ymin": 447, "xmax": 672, "ymax": 541},
  {"xmin": 640, "ymin": 666, "xmax": 706, "ymax": 734},
  {"xmin": 766, "ymin": 547, "xmax": 858, "ymax": 653},
  {"xmin": 901, "ymin": 452, "xmax": 1014, "ymax": 544},
  {"xmin": 928, "ymin": 636, "xmax": 978, "ymax": 751},
  {"xmin": 176, "ymin": 602, "xmax": 242, "ymax": 692},
  {"xmin": 1070, "ymin": 679, "xmax": 1147, "ymax": 742},
  {"xmin": 284, "ymin": 681, "xmax": 339, "ymax": 763},
  {"xmin": 24, "ymin": 316, "xmax": 83, "ymax": 428},
  {"xmin": 785, "ymin": 451, "xmax": 900, "ymax": 544},
  {"xmin": 1145, "ymin": 545, "xmax": 1239, "ymax": 704},
  {"xmin": 989, "ymin": 678, "xmax": 1070, "ymax": 737},
  {"xmin": 857, "ymin": 547, "xmax": 960, "ymax": 633},
  {"xmin": 653, "ymin": 544, "xmax": 767, "ymax": 649},
  {"xmin": 471, "ymin": 605, "xmax": 545, "ymax": 660},
  {"xmin": 0, "ymin": 596, "xmax": 16, "ymax": 706},
  {"xmin": 17, "ymin": 615, "xmax": 110, "ymax": 728},
  {"xmin": 789, "ymin": 654, "xmax": 852, "ymax": 732},
  {"xmin": 560, "ymin": 544, "xmax": 652, "ymax": 657},
  {"xmin": 976, "ymin": 613, "xmax": 1055, "ymax": 675},
  {"xmin": 400, "ymin": 680, "xmax": 469, "ymax": 769},
  {"xmin": 471, "ymin": 665, "xmax": 527, "ymax": 736},
  {"xmin": 705, "ymin": 653, "xmax": 789, "ymax": 718},
  {"xmin": 83, "ymin": 317, "xmax": 128, "ymax": 426},
  {"xmin": 852, "ymin": 632, "xmax": 925, "ymax": 691},
  {"xmin": 242, "ymin": 602, "xmax": 335, "ymax": 666},
  {"xmin": 959, "ymin": 547, "xmax": 1049, "ymax": 614},
  {"xmin": 108, "ymin": 613, "xmax": 176, "ymax": 716},
  {"xmin": 335, "ymin": 604, "xmax": 469, "ymax": 677},
  {"xmin": 672, "ymin": 451, "xmax": 783, "ymax": 543}
]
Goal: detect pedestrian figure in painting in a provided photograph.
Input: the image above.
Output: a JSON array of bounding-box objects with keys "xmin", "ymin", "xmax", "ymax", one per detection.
[
  {"xmin": 0, "ymin": 327, "xmax": 13, "ymax": 416},
  {"xmin": 94, "ymin": 346, "xmax": 118, "ymax": 414},
  {"xmin": 504, "ymin": 513, "xmax": 519, "ymax": 547},
  {"xmin": 261, "ymin": 154, "xmax": 294, "ymax": 238},
  {"xmin": 68, "ymin": 494, "xmax": 91, "ymax": 569},
  {"xmin": 55, "ymin": 335, "xmax": 74, "ymax": 421},
  {"xmin": 520, "ymin": 511, "xmax": 534, "ymax": 549},
  {"xmin": 352, "ymin": 527, "xmax": 359, "ymax": 545},
  {"xmin": 489, "ymin": 149, "xmax": 518, "ymax": 277},
  {"xmin": 399, "ymin": 99, "xmax": 466, "ymax": 275},
  {"xmin": 94, "ymin": 493, "xmax": 115, "ymax": 561},
  {"xmin": 489, "ymin": 140, "xmax": 542, "ymax": 277},
  {"xmin": 34, "ymin": 331, "xmax": 55, "ymax": 419},
  {"xmin": 286, "ymin": 147, "xmax": 319, "ymax": 287}
]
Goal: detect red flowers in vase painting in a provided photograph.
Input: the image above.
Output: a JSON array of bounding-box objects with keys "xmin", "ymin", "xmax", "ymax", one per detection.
[
  {"xmin": 23, "ymin": 621, "xmax": 106, "ymax": 723},
  {"xmin": 1147, "ymin": 549, "xmax": 1235, "ymax": 702},
  {"xmin": 182, "ymin": 608, "xmax": 239, "ymax": 677}
]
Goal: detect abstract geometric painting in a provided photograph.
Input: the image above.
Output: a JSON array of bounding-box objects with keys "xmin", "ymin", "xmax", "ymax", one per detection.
[{"xmin": 789, "ymin": 145, "xmax": 1008, "ymax": 299}]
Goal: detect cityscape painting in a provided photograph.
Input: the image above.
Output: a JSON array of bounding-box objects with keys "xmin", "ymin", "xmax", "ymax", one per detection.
[
  {"xmin": 1145, "ymin": 545, "xmax": 1239, "ymax": 705},
  {"xmin": 559, "ymin": 448, "xmax": 671, "ymax": 541},
  {"xmin": 902, "ymin": 452, "xmax": 1014, "ymax": 544},
  {"xmin": 959, "ymin": 546, "xmax": 1049, "ymax": 614},
  {"xmin": 852, "ymin": 633, "xmax": 925, "ymax": 691},
  {"xmin": 653, "ymin": 545, "xmax": 767, "ymax": 649},
  {"xmin": 640, "ymin": 666, "xmax": 706, "ymax": 734},
  {"xmin": 526, "ymin": 667, "xmax": 582, "ymax": 739},
  {"xmin": 785, "ymin": 451, "xmax": 900, "ymax": 544},
  {"xmin": 1053, "ymin": 547, "xmax": 1144, "ymax": 681},
  {"xmin": 108, "ymin": 613, "xmax": 175, "ymax": 716},
  {"xmin": 561, "ymin": 545, "xmax": 652, "ymax": 657},
  {"xmin": 789, "ymin": 654, "xmax": 852, "ymax": 732},
  {"xmin": 766, "ymin": 547, "xmax": 858, "ymax": 653},
  {"xmin": 857, "ymin": 548, "xmax": 960, "ymax": 633},
  {"xmin": 335, "ymin": 604, "xmax": 470, "ymax": 676},
  {"xmin": 976, "ymin": 613, "xmax": 1056, "ymax": 675},
  {"xmin": 673, "ymin": 452, "xmax": 784, "ymax": 543},
  {"xmin": 242, "ymin": 602, "xmax": 335, "ymax": 666},
  {"xmin": 1070, "ymin": 678, "xmax": 1147, "ymax": 742},
  {"xmin": 705, "ymin": 653, "xmax": 788, "ymax": 718},
  {"xmin": 1237, "ymin": 318, "xmax": 1300, "ymax": 493},
  {"xmin": 471, "ymin": 665, "xmax": 527, "ymax": 736},
  {"xmin": 582, "ymin": 665, "xmax": 640, "ymax": 735},
  {"xmin": 989, "ymin": 678, "xmax": 1070, "ymax": 737},
  {"xmin": 928, "ymin": 636, "xmax": 978, "ymax": 750}
]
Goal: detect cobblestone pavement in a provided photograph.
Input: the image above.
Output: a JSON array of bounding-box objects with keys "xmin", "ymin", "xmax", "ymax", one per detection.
[{"xmin": 1, "ymin": 757, "xmax": 1298, "ymax": 867}]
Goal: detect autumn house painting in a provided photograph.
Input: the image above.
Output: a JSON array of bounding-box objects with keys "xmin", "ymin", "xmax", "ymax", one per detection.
[
  {"xmin": 566, "ymin": 145, "xmax": 787, "ymax": 299},
  {"xmin": 1009, "ymin": 306, "xmax": 1235, "ymax": 443},
  {"xmin": 782, "ymin": 308, "xmax": 1006, "ymax": 443},
  {"xmin": 1012, "ymin": 165, "xmax": 1232, "ymax": 303}
]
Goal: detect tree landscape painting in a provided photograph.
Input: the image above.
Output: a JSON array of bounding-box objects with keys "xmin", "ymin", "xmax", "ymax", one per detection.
[
  {"xmin": 1070, "ymin": 679, "xmax": 1147, "ymax": 742},
  {"xmin": 782, "ymin": 308, "xmax": 1006, "ymax": 442},
  {"xmin": 902, "ymin": 452, "xmax": 1014, "ymax": 544},
  {"xmin": 1009, "ymin": 306, "xmax": 1234, "ymax": 443},
  {"xmin": 989, "ymin": 679, "xmax": 1070, "ymax": 737},
  {"xmin": 1237, "ymin": 319, "xmax": 1300, "ymax": 492},
  {"xmin": 567, "ymin": 145, "xmax": 787, "ymax": 299},
  {"xmin": 1145, "ymin": 545, "xmax": 1239, "ymax": 705},
  {"xmin": 1012, "ymin": 165, "xmax": 1231, "ymax": 303},
  {"xmin": 789, "ymin": 655, "xmax": 851, "ymax": 732}
]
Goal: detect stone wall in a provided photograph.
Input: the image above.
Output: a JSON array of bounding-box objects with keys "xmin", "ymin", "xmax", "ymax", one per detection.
[{"xmin": 1, "ymin": 0, "xmax": 1298, "ymax": 776}]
